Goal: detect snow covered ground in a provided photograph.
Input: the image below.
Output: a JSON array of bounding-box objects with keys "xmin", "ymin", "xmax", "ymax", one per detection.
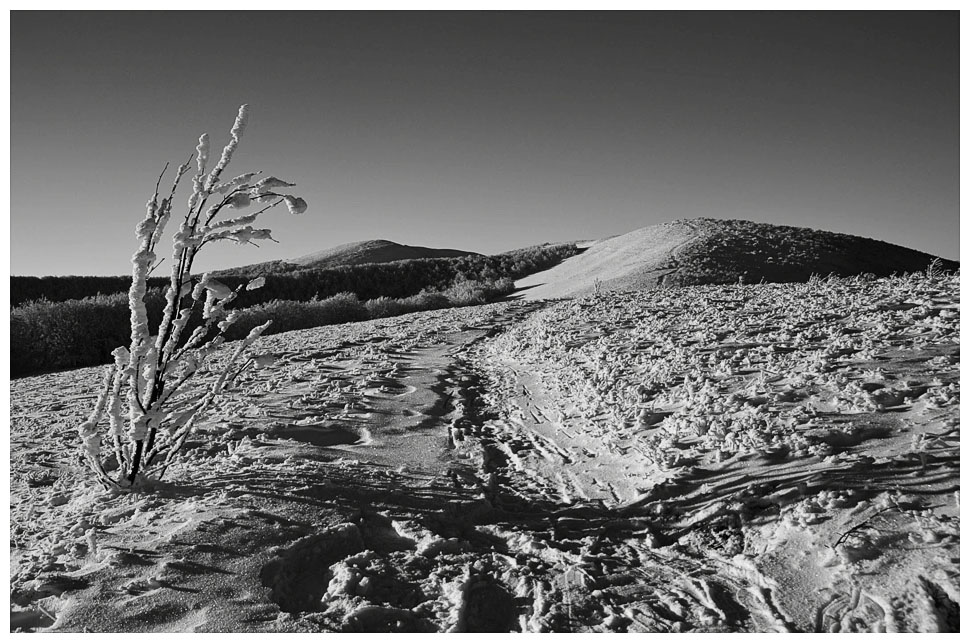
[{"xmin": 9, "ymin": 271, "xmax": 959, "ymax": 632}]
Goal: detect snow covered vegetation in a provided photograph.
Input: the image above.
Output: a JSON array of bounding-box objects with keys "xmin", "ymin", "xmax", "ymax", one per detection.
[
  {"xmin": 76, "ymin": 105, "xmax": 306, "ymax": 490},
  {"xmin": 10, "ymin": 266, "xmax": 958, "ymax": 632},
  {"xmin": 10, "ymin": 246, "xmax": 575, "ymax": 377}
]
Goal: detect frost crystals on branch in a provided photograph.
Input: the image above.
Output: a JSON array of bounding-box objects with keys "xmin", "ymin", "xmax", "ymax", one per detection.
[{"xmin": 78, "ymin": 105, "xmax": 307, "ymax": 490}]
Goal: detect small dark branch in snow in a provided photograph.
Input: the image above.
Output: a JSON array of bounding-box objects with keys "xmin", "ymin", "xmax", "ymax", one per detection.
[
  {"xmin": 832, "ymin": 506, "xmax": 897, "ymax": 549},
  {"xmin": 132, "ymin": 356, "xmax": 147, "ymax": 414},
  {"xmin": 225, "ymin": 359, "xmax": 252, "ymax": 389},
  {"xmin": 203, "ymin": 191, "xmax": 238, "ymax": 227},
  {"xmin": 146, "ymin": 257, "xmax": 165, "ymax": 278},
  {"xmin": 250, "ymin": 198, "xmax": 285, "ymax": 219},
  {"xmin": 152, "ymin": 162, "xmax": 169, "ymax": 207},
  {"xmin": 128, "ymin": 440, "xmax": 144, "ymax": 485}
]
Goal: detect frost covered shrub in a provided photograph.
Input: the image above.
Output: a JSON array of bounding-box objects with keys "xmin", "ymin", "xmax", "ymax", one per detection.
[
  {"xmin": 9, "ymin": 316, "xmax": 36, "ymax": 376},
  {"xmin": 364, "ymin": 296, "xmax": 410, "ymax": 319},
  {"xmin": 491, "ymin": 276, "xmax": 516, "ymax": 296},
  {"xmin": 365, "ymin": 279, "xmax": 512, "ymax": 320},
  {"xmin": 442, "ymin": 277, "xmax": 515, "ymax": 306},
  {"xmin": 313, "ymin": 292, "xmax": 369, "ymax": 324},
  {"xmin": 445, "ymin": 278, "xmax": 488, "ymax": 305},
  {"xmin": 11, "ymin": 292, "xmax": 167, "ymax": 376},
  {"xmin": 78, "ymin": 105, "xmax": 307, "ymax": 489},
  {"xmin": 222, "ymin": 279, "xmax": 511, "ymax": 338},
  {"xmin": 225, "ymin": 293, "xmax": 366, "ymax": 338},
  {"xmin": 401, "ymin": 290, "xmax": 451, "ymax": 311},
  {"xmin": 9, "ymin": 312, "xmax": 51, "ymax": 377},
  {"xmin": 226, "ymin": 299, "xmax": 308, "ymax": 337}
]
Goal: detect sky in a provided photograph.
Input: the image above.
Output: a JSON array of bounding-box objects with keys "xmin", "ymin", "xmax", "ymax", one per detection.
[{"xmin": 9, "ymin": 10, "xmax": 960, "ymax": 276}]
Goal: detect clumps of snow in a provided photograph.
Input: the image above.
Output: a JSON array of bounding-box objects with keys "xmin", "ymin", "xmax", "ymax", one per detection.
[
  {"xmin": 323, "ymin": 550, "xmax": 382, "ymax": 600},
  {"xmin": 9, "ymin": 273, "xmax": 959, "ymax": 633},
  {"xmin": 477, "ymin": 272, "xmax": 958, "ymax": 506},
  {"xmin": 254, "ymin": 176, "xmax": 296, "ymax": 191},
  {"xmin": 283, "ymin": 195, "xmax": 308, "ymax": 215}
]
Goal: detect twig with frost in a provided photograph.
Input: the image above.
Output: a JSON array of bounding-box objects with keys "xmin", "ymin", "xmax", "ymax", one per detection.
[
  {"xmin": 78, "ymin": 105, "xmax": 307, "ymax": 490},
  {"xmin": 831, "ymin": 505, "xmax": 896, "ymax": 550}
]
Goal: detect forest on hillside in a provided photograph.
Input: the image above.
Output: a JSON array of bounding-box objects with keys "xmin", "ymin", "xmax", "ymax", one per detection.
[
  {"xmin": 11, "ymin": 244, "xmax": 581, "ymax": 377},
  {"xmin": 10, "ymin": 243, "xmax": 580, "ymax": 307}
]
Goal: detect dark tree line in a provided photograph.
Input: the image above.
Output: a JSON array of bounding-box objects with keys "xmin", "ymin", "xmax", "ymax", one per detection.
[
  {"xmin": 11, "ymin": 244, "xmax": 579, "ymax": 378},
  {"xmin": 10, "ymin": 275, "xmax": 171, "ymax": 308},
  {"xmin": 11, "ymin": 243, "xmax": 581, "ymax": 307}
]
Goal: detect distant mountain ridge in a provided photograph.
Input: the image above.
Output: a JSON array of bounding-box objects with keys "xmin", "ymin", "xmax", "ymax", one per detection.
[
  {"xmin": 517, "ymin": 218, "xmax": 958, "ymax": 299},
  {"xmin": 11, "ymin": 220, "xmax": 957, "ymax": 306},
  {"xmin": 220, "ymin": 240, "xmax": 481, "ymax": 276},
  {"xmin": 289, "ymin": 239, "xmax": 480, "ymax": 269}
]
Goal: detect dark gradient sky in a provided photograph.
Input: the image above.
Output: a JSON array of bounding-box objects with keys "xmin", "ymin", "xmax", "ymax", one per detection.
[{"xmin": 10, "ymin": 11, "xmax": 959, "ymax": 276}]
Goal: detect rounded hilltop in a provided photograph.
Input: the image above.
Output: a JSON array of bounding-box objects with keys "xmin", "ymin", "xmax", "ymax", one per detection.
[
  {"xmin": 220, "ymin": 240, "xmax": 481, "ymax": 276},
  {"xmin": 289, "ymin": 240, "xmax": 480, "ymax": 270},
  {"xmin": 517, "ymin": 218, "xmax": 957, "ymax": 299}
]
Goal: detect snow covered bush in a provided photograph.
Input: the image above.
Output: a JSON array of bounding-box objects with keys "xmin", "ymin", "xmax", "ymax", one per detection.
[
  {"xmin": 77, "ymin": 105, "xmax": 307, "ymax": 489},
  {"xmin": 11, "ymin": 291, "xmax": 167, "ymax": 376},
  {"xmin": 364, "ymin": 296, "xmax": 410, "ymax": 319},
  {"xmin": 225, "ymin": 292, "xmax": 368, "ymax": 338}
]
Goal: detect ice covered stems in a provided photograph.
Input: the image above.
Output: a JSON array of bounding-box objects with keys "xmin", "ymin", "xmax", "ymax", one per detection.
[{"xmin": 78, "ymin": 105, "xmax": 307, "ymax": 490}]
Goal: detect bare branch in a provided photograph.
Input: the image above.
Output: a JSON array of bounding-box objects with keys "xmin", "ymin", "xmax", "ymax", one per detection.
[
  {"xmin": 145, "ymin": 257, "xmax": 166, "ymax": 278},
  {"xmin": 151, "ymin": 162, "xmax": 170, "ymax": 211}
]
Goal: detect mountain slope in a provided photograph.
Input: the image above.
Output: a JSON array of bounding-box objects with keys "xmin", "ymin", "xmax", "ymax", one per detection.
[
  {"xmin": 215, "ymin": 240, "xmax": 480, "ymax": 277},
  {"xmin": 289, "ymin": 239, "xmax": 479, "ymax": 269},
  {"xmin": 517, "ymin": 218, "xmax": 957, "ymax": 299}
]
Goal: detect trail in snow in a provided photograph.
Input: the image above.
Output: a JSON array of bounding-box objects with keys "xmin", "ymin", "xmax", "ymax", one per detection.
[{"xmin": 10, "ymin": 272, "xmax": 960, "ymax": 632}]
